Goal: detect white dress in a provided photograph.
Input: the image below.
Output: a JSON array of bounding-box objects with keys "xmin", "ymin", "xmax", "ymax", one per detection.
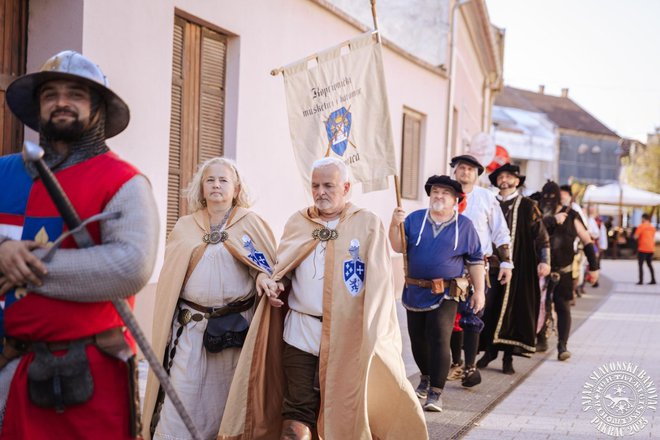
[{"xmin": 154, "ymin": 243, "xmax": 256, "ymax": 440}]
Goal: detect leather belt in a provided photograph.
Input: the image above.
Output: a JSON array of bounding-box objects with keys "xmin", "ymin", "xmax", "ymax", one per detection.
[
  {"xmin": 5, "ymin": 327, "xmax": 125, "ymax": 354},
  {"xmin": 178, "ymin": 296, "xmax": 255, "ymax": 325},
  {"xmin": 405, "ymin": 277, "xmax": 451, "ymax": 289}
]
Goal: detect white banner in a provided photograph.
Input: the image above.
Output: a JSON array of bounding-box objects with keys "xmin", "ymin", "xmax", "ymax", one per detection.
[{"xmin": 282, "ymin": 32, "xmax": 396, "ymax": 192}]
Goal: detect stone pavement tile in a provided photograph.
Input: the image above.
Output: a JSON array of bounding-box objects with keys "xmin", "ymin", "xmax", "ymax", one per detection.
[{"xmin": 464, "ymin": 261, "xmax": 660, "ymax": 440}]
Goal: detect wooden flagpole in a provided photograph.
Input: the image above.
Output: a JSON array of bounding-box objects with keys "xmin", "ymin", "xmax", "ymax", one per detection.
[{"xmin": 370, "ymin": 0, "xmax": 407, "ymax": 275}]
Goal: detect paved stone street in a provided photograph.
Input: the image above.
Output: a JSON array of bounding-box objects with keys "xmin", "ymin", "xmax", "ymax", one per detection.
[
  {"xmin": 140, "ymin": 259, "xmax": 659, "ymax": 439},
  {"xmin": 461, "ymin": 259, "xmax": 660, "ymax": 440}
]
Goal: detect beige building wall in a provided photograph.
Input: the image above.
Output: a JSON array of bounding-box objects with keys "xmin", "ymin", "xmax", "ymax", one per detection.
[{"xmin": 24, "ymin": 0, "xmax": 500, "ymax": 344}]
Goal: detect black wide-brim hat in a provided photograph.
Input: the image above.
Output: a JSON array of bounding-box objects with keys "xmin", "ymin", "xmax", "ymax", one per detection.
[
  {"xmin": 488, "ymin": 163, "xmax": 526, "ymax": 187},
  {"xmin": 424, "ymin": 175, "xmax": 465, "ymax": 202},
  {"xmin": 450, "ymin": 154, "xmax": 484, "ymax": 175},
  {"xmin": 6, "ymin": 50, "xmax": 130, "ymax": 138}
]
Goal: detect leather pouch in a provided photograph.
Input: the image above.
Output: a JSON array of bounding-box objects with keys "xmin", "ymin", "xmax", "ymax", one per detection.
[
  {"xmin": 203, "ymin": 313, "xmax": 249, "ymax": 353},
  {"xmin": 27, "ymin": 340, "xmax": 93, "ymax": 413},
  {"xmin": 450, "ymin": 277, "xmax": 470, "ymax": 300}
]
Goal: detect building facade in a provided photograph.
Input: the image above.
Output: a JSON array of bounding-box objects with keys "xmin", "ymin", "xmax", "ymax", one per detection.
[
  {"xmin": 2, "ymin": 0, "xmax": 503, "ymax": 340},
  {"xmin": 495, "ymin": 85, "xmax": 620, "ymax": 187}
]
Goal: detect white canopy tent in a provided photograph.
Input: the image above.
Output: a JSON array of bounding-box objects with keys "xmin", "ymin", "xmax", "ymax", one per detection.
[{"xmin": 583, "ymin": 183, "xmax": 660, "ymax": 206}]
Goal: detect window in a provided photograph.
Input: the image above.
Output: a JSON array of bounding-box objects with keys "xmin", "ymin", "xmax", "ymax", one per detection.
[
  {"xmin": 400, "ymin": 109, "xmax": 424, "ymax": 200},
  {"xmin": 167, "ymin": 14, "xmax": 227, "ymax": 235},
  {"xmin": 0, "ymin": 0, "xmax": 28, "ymax": 156}
]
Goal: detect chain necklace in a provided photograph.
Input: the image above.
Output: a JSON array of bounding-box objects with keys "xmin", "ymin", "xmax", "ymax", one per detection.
[{"xmin": 204, "ymin": 207, "xmax": 232, "ymax": 244}]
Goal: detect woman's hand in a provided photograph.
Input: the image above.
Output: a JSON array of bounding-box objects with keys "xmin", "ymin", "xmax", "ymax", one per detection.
[{"xmin": 256, "ymin": 272, "xmax": 284, "ymax": 307}]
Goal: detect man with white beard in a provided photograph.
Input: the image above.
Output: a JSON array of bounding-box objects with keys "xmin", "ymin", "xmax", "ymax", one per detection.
[{"xmin": 390, "ymin": 175, "xmax": 484, "ymax": 412}]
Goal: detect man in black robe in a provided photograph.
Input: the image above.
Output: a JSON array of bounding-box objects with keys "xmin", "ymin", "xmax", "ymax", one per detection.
[
  {"xmin": 477, "ymin": 164, "xmax": 550, "ymax": 374},
  {"xmin": 535, "ymin": 181, "xmax": 599, "ymax": 361}
]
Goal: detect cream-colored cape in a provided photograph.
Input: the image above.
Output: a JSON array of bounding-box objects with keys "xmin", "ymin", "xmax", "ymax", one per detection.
[
  {"xmin": 141, "ymin": 207, "xmax": 276, "ymax": 440},
  {"xmin": 218, "ymin": 203, "xmax": 427, "ymax": 440}
]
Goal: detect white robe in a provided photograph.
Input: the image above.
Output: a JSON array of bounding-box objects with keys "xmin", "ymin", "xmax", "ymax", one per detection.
[{"xmin": 154, "ymin": 244, "xmax": 255, "ymax": 440}]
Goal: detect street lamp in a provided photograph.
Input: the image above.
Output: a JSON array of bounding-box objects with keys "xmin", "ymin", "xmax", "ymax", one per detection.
[{"xmin": 444, "ymin": 0, "xmax": 471, "ymax": 174}]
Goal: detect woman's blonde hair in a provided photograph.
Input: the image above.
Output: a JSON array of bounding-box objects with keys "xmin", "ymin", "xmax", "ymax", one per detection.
[{"xmin": 184, "ymin": 157, "xmax": 251, "ymax": 212}]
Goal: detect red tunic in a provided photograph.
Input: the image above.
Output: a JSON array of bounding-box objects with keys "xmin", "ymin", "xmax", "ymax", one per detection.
[{"xmin": 1, "ymin": 152, "xmax": 140, "ymax": 440}]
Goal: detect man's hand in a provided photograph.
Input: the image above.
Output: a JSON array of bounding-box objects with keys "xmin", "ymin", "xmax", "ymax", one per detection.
[
  {"xmin": 497, "ymin": 267, "xmax": 512, "ymax": 285},
  {"xmin": 390, "ymin": 207, "xmax": 406, "ymax": 227},
  {"xmin": 554, "ymin": 212, "xmax": 568, "ymax": 225},
  {"xmin": 537, "ymin": 263, "xmax": 550, "ymax": 278},
  {"xmin": 587, "ymin": 270, "xmax": 599, "ymax": 285},
  {"xmin": 0, "ymin": 240, "xmax": 47, "ymax": 288},
  {"xmin": 470, "ymin": 289, "xmax": 485, "ymax": 314}
]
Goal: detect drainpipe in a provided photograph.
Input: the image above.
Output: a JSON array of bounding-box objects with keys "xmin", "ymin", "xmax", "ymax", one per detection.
[{"xmin": 444, "ymin": 0, "xmax": 471, "ymax": 173}]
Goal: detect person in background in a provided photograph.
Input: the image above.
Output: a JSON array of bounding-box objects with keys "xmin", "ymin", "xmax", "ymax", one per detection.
[{"xmin": 634, "ymin": 213, "xmax": 656, "ymax": 285}]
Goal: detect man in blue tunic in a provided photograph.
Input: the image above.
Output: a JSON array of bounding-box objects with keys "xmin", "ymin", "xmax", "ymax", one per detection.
[{"xmin": 389, "ymin": 175, "xmax": 484, "ymax": 413}]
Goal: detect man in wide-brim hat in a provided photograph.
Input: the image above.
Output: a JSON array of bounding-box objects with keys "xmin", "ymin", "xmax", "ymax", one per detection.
[
  {"xmin": 390, "ymin": 174, "xmax": 484, "ymax": 412},
  {"xmin": 0, "ymin": 50, "xmax": 158, "ymax": 439},
  {"xmin": 478, "ymin": 164, "xmax": 550, "ymax": 375},
  {"xmin": 487, "ymin": 163, "xmax": 526, "ymax": 188}
]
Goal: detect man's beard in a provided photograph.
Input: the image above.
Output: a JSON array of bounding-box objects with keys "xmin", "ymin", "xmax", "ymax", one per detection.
[
  {"xmin": 41, "ymin": 115, "xmax": 85, "ymax": 142},
  {"xmin": 498, "ymin": 182, "xmax": 513, "ymax": 190},
  {"xmin": 431, "ymin": 201, "xmax": 446, "ymax": 212}
]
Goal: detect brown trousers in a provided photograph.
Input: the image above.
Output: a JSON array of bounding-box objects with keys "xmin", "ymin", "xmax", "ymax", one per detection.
[{"xmin": 282, "ymin": 343, "xmax": 320, "ymax": 427}]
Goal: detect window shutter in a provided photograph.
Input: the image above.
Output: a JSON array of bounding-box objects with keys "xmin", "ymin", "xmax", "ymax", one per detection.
[
  {"xmin": 166, "ymin": 15, "xmax": 228, "ymax": 236},
  {"xmin": 166, "ymin": 18, "xmax": 185, "ymax": 235},
  {"xmin": 198, "ymin": 28, "xmax": 226, "ymax": 162}
]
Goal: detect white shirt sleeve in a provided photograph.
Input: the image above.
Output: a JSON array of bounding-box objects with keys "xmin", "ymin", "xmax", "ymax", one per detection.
[{"xmin": 488, "ymin": 192, "xmax": 511, "ymax": 248}]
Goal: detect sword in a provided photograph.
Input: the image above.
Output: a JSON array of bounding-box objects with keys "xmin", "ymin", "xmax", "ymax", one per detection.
[{"xmin": 22, "ymin": 141, "xmax": 202, "ymax": 440}]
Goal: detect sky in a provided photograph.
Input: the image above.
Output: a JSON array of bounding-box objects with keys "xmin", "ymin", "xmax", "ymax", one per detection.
[{"xmin": 486, "ymin": 0, "xmax": 660, "ymax": 142}]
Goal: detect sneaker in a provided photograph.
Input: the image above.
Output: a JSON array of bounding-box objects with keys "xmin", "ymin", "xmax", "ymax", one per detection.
[
  {"xmin": 415, "ymin": 375, "xmax": 430, "ymax": 398},
  {"xmin": 461, "ymin": 367, "xmax": 481, "ymax": 388},
  {"xmin": 423, "ymin": 388, "xmax": 443, "ymax": 412},
  {"xmin": 649, "ymin": 280, "xmax": 657, "ymax": 285},
  {"xmin": 447, "ymin": 361, "xmax": 464, "ymax": 381},
  {"xmin": 476, "ymin": 350, "xmax": 497, "ymax": 369}
]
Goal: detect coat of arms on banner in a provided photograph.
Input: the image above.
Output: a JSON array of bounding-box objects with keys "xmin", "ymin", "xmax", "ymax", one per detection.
[
  {"xmin": 242, "ymin": 235, "xmax": 272, "ymax": 274},
  {"xmin": 343, "ymin": 239, "xmax": 364, "ymax": 296},
  {"xmin": 325, "ymin": 106, "xmax": 353, "ymax": 157}
]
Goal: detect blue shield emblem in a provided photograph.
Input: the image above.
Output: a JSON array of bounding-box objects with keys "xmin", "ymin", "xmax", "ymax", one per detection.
[
  {"xmin": 343, "ymin": 239, "xmax": 364, "ymax": 296},
  {"xmin": 325, "ymin": 107, "xmax": 352, "ymax": 157},
  {"xmin": 242, "ymin": 235, "xmax": 272, "ymax": 275}
]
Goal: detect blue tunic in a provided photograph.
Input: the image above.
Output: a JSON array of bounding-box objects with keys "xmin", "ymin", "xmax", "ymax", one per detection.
[{"xmin": 402, "ymin": 209, "xmax": 483, "ymax": 311}]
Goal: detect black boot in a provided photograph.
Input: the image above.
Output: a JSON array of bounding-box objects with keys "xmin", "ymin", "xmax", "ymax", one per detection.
[
  {"xmin": 557, "ymin": 341, "xmax": 571, "ymax": 361},
  {"xmin": 536, "ymin": 331, "xmax": 548, "ymax": 353},
  {"xmin": 462, "ymin": 365, "xmax": 481, "ymax": 387},
  {"xmin": 476, "ymin": 349, "xmax": 498, "ymax": 369},
  {"xmin": 502, "ymin": 357, "xmax": 515, "ymax": 375}
]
